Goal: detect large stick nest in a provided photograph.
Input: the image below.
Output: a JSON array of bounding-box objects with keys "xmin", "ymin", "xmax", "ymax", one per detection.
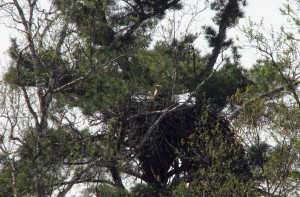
[{"xmin": 105, "ymin": 98, "xmax": 249, "ymax": 187}]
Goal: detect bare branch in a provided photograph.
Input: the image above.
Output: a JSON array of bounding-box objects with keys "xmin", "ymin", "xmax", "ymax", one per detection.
[
  {"xmin": 228, "ymin": 81, "xmax": 300, "ymax": 120},
  {"xmin": 56, "ymin": 158, "xmax": 103, "ymax": 197}
]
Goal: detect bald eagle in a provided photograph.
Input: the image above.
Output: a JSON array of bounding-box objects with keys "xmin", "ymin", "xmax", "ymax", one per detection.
[{"xmin": 153, "ymin": 85, "xmax": 161, "ymax": 101}]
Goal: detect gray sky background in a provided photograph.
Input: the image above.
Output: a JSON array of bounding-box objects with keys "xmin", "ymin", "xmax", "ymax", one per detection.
[
  {"xmin": 238, "ymin": 0, "xmax": 287, "ymax": 68},
  {"xmin": 0, "ymin": 0, "xmax": 288, "ymax": 71}
]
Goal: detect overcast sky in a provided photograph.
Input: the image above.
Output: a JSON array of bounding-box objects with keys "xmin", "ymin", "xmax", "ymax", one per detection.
[
  {"xmin": 238, "ymin": 0, "xmax": 287, "ymax": 68},
  {"xmin": 0, "ymin": 0, "xmax": 288, "ymax": 71}
]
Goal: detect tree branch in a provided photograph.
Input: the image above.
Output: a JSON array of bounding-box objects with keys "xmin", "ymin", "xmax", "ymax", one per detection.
[
  {"xmin": 53, "ymin": 55, "xmax": 124, "ymax": 93},
  {"xmin": 228, "ymin": 81, "xmax": 300, "ymax": 120}
]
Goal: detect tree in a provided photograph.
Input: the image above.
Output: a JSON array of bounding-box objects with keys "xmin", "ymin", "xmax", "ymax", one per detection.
[
  {"xmin": 0, "ymin": 0, "xmax": 183, "ymax": 196},
  {"xmin": 0, "ymin": 0, "xmax": 255, "ymax": 196},
  {"xmin": 226, "ymin": 0, "xmax": 300, "ymax": 195},
  {"xmin": 57, "ymin": 0, "xmax": 250, "ymax": 195}
]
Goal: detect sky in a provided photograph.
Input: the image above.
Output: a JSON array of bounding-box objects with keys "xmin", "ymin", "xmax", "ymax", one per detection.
[
  {"xmin": 243, "ymin": 0, "xmax": 286, "ymax": 24},
  {"xmin": 237, "ymin": 0, "xmax": 287, "ymax": 68},
  {"xmin": 164, "ymin": 0, "xmax": 289, "ymax": 69},
  {"xmin": 0, "ymin": 0, "xmax": 288, "ymax": 71}
]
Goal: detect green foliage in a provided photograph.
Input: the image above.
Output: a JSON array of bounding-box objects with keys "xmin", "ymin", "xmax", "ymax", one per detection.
[
  {"xmin": 67, "ymin": 68, "xmax": 130, "ymax": 114},
  {"xmin": 0, "ymin": 0, "xmax": 263, "ymax": 196},
  {"xmin": 0, "ymin": 128, "xmax": 105, "ymax": 196},
  {"xmin": 4, "ymin": 39, "xmax": 35, "ymax": 86},
  {"xmin": 83, "ymin": 185, "xmax": 130, "ymax": 197},
  {"xmin": 248, "ymin": 60, "xmax": 285, "ymax": 94},
  {"xmin": 204, "ymin": 0, "xmax": 247, "ymax": 47},
  {"xmin": 55, "ymin": 0, "xmax": 182, "ymax": 46},
  {"xmin": 196, "ymin": 61, "xmax": 251, "ymax": 111},
  {"xmin": 172, "ymin": 176, "xmax": 257, "ymax": 197},
  {"xmin": 0, "ymin": 163, "xmax": 32, "ymax": 197},
  {"xmin": 231, "ymin": 66, "xmax": 300, "ymax": 195},
  {"xmin": 0, "ymin": 167, "xmax": 14, "ymax": 197},
  {"xmin": 169, "ymin": 111, "xmax": 254, "ymax": 196},
  {"xmin": 130, "ymin": 184, "xmax": 154, "ymax": 197}
]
